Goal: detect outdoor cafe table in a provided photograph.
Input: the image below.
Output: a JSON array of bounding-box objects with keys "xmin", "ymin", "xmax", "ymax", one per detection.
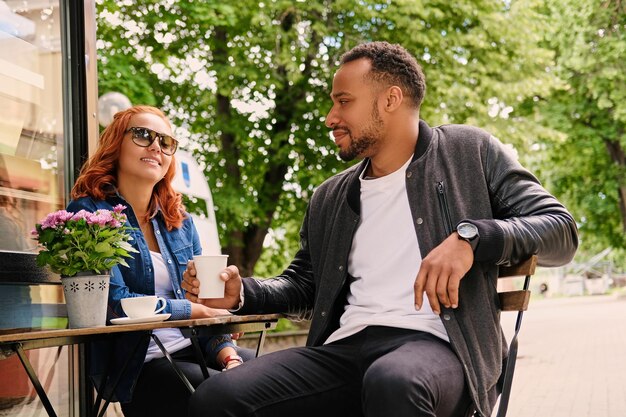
[{"xmin": 0, "ymin": 313, "xmax": 282, "ymax": 417}]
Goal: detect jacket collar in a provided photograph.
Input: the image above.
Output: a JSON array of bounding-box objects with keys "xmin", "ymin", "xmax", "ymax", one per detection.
[
  {"xmin": 346, "ymin": 120, "xmax": 433, "ymax": 213},
  {"xmin": 105, "ymin": 184, "xmax": 161, "ymax": 219},
  {"xmin": 413, "ymin": 119, "xmax": 433, "ymax": 161}
]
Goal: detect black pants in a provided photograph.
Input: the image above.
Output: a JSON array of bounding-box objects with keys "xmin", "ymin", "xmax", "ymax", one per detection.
[
  {"xmin": 121, "ymin": 345, "xmax": 255, "ymax": 417},
  {"xmin": 189, "ymin": 326, "xmax": 473, "ymax": 417}
]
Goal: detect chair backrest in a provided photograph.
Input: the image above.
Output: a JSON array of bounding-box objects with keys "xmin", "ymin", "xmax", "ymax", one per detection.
[
  {"xmin": 493, "ymin": 254, "xmax": 538, "ymax": 417},
  {"xmin": 498, "ymin": 255, "xmax": 538, "ymax": 311}
]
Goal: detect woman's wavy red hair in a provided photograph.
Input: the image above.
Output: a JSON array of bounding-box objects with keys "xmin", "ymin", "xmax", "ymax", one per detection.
[{"xmin": 71, "ymin": 105, "xmax": 184, "ymax": 230}]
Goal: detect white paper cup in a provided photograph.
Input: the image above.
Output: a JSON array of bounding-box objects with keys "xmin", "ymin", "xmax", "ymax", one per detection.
[
  {"xmin": 121, "ymin": 295, "xmax": 166, "ymax": 319},
  {"xmin": 193, "ymin": 254, "xmax": 228, "ymax": 299}
]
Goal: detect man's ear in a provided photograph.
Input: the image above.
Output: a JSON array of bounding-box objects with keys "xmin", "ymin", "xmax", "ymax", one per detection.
[{"xmin": 384, "ymin": 86, "xmax": 404, "ymax": 112}]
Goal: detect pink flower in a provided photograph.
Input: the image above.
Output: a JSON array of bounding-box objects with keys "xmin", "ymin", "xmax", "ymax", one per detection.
[
  {"xmin": 71, "ymin": 210, "xmax": 91, "ymax": 222},
  {"xmin": 113, "ymin": 204, "xmax": 126, "ymax": 214},
  {"xmin": 34, "ymin": 206, "xmax": 138, "ymax": 276},
  {"xmin": 108, "ymin": 219, "xmax": 123, "ymax": 228},
  {"xmin": 39, "ymin": 209, "xmax": 74, "ymax": 229},
  {"xmin": 89, "ymin": 210, "xmax": 114, "ymax": 227}
]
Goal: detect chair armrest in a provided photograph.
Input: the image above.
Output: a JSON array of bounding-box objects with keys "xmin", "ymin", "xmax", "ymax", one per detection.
[{"xmin": 498, "ymin": 255, "xmax": 537, "ymax": 278}]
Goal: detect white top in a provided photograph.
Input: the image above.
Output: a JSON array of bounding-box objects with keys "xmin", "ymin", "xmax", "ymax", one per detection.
[
  {"xmin": 145, "ymin": 251, "xmax": 191, "ymax": 362},
  {"xmin": 324, "ymin": 156, "xmax": 449, "ymax": 345}
]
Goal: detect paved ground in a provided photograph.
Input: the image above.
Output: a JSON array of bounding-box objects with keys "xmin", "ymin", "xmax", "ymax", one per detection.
[{"xmin": 494, "ymin": 293, "xmax": 626, "ymax": 417}]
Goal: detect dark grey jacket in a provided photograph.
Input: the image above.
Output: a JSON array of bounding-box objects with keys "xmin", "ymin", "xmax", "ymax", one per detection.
[{"xmin": 238, "ymin": 121, "xmax": 578, "ymax": 416}]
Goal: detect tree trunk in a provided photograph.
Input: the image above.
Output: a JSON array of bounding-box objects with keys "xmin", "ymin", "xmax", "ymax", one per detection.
[
  {"xmin": 603, "ymin": 137, "xmax": 626, "ymax": 233},
  {"xmin": 216, "ymin": 16, "xmax": 321, "ymax": 277}
]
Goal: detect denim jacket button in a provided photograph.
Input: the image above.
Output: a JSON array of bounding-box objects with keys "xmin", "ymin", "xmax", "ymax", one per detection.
[
  {"xmin": 443, "ymin": 314, "xmax": 451, "ymax": 321},
  {"xmin": 167, "ymin": 259, "xmax": 172, "ymax": 264},
  {"xmin": 177, "ymin": 290, "xmax": 181, "ymax": 294},
  {"xmin": 156, "ymin": 230, "xmax": 161, "ymax": 235},
  {"xmin": 338, "ymin": 265, "xmax": 344, "ymax": 271},
  {"xmin": 406, "ymin": 171, "xmax": 412, "ymax": 178},
  {"xmin": 416, "ymin": 217, "xmax": 423, "ymax": 225}
]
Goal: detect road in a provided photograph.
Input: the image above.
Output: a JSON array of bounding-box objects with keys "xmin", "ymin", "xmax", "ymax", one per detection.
[{"xmin": 495, "ymin": 294, "xmax": 626, "ymax": 417}]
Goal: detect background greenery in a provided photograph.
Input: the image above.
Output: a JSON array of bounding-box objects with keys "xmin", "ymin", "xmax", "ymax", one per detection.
[{"xmin": 96, "ymin": 0, "xmax": 626, "ymax": 274}]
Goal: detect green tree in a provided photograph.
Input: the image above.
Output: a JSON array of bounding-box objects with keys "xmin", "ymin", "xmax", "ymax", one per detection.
[
  {"xmin": 97, "ymin": 0, "xmax": 558, "ymax": 275},
  {"xmin": 532, "ymin": 0, "xmax": 626, "ymax": 262}
]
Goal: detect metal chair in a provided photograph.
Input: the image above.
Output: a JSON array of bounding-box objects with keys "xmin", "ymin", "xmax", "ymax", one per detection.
[{"xmin": 495, "ymin": 255, "xmax": 538, "ymax": 417}]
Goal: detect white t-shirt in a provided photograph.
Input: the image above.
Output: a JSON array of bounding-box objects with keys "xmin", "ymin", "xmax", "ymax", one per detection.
[
  {"xmin": 145, "ymin": 251, "xmax": 191, "ymax": 362},
  {"xmin": 324, "ymin": 156, "xmax": 448, "ymax": 345}
]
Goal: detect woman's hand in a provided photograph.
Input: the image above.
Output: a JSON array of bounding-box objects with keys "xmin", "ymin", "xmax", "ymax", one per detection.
[
  {"xmin": 190, "ymin": 303, "xmax": 231, "ymax": 319},
  {"xmin": 230, "ymin": 332, "xmax": 244, "ymax": 340}
]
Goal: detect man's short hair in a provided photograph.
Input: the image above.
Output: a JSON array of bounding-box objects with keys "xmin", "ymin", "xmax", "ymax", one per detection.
[{"xmin": 340, "ymin": 42, "xmax": 426, "ymax": 108}]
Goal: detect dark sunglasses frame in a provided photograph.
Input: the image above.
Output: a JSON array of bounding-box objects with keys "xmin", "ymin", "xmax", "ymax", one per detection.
[{"xmin": 125, "ymin": 126, "xmax": 179, "ymax": 156}]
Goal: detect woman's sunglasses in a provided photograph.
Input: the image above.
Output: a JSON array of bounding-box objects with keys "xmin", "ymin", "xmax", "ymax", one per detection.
[{"xmin": 126, "ymin": 126, "xmax": 178, "ymax": 156}]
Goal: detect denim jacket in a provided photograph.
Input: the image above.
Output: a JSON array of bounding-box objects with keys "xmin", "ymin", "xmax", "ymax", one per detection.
[{"xmin": 67, "ymin": 194, "xmax": 234, "ymax": 402}]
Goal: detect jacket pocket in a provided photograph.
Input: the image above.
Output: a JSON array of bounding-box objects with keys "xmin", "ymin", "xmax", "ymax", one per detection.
[
  {"xmin": 436, "ymin": 181, "xmax": 454, "ymax": 235},
  {"xmin": 172, "ymin": 244, "xmax": 193, "ymax": 266}
]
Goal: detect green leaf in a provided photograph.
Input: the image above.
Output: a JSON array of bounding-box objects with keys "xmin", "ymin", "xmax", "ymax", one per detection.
[
  {"xmin": 94, "ymin": 242, "xmax": 113, "ymax": 254},
  {"xmin": 95, "ymin": 0, "xmax": 626, "ymax": 275}
]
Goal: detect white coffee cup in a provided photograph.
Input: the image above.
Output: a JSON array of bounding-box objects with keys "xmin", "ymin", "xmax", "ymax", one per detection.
[
  {"xmin": 121, "ymin": 295, "xmax": 167, "ymax": 319},
  {"xmin": 193, "ymin": 254, "xmax": 228, "ymax": 299}
]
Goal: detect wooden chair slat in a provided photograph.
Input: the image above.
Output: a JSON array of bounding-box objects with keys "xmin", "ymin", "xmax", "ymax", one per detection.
[
  {"xmin": 498, "ymin": 256, "xmax": 537, "ymax": 278},
  {"xmin": 499, "ymin": 290, "xmax": 531, "ymax": 311}
]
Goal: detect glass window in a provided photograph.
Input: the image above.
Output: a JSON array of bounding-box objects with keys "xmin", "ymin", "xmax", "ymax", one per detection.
[
  {"xmin": 0, "ymin": 0, "xmax": 65, "ymax": 254},
  {"xmin": 0, "ymin": 0, "xmax": 66, "ymax": 327},
  {"xmin": 0, "ymin": 346, "xmax": 72, "ymax": 415},
  {"xmin": 0, "ymin": 1, "xmax": 70, "ymax": 415}
]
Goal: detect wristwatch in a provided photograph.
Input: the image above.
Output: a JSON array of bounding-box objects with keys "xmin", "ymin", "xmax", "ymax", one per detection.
[{"xmin": 456, "ymin": 222, "xmax": 479, "ymax": 252}]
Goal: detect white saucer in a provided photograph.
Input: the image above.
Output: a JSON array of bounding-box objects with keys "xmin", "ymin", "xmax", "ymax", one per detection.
[{"xmin": 110, "ymin": 313, "xmax": 171, "ymax": 325}]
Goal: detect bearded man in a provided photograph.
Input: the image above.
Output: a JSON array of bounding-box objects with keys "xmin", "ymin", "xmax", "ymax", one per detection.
[{"xmin": 183, "ymin": 41, "xmax": 578, "ymax": 417}]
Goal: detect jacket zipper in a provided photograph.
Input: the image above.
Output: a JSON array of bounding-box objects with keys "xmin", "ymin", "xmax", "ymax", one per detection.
[{"xmin": 437, "ymin": 181, "xmax": 454, "ymax": 235}]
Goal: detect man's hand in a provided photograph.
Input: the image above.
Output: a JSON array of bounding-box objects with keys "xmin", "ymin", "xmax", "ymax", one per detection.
[
  {"xmin": 182, "ymin": 260, "xmax": 243, "ymax": 310},
  {"xmin": 414, "ymin": 232, "xmax": 474, "ymax": 315}
]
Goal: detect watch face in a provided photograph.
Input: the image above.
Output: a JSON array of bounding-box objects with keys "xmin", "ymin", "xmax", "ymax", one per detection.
[{"xmin": 458, "ymin": 222, "xmax": 478, "ymax": 239}]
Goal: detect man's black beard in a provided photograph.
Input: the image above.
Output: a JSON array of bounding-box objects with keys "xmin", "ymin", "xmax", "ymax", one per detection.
[
  {"xmin": 339, "ymin": 134, "xmax": 377, "ymax": 162},
  {"xmin": 338, "ymin": 104, "xmax": 383, "ymax": 162}
]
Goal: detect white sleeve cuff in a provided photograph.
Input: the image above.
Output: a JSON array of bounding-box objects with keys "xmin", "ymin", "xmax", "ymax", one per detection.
[{"xmin": 228, "ymin": 285, "xmax": 245, "ymax": 313}]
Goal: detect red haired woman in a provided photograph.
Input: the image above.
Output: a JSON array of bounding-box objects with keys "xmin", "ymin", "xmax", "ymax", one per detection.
[{"xmin": 68, "ymin": 105, "xmax": 250, "ymax": 416}]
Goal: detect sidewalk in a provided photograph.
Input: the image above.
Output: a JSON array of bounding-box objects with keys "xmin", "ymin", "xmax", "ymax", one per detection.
[{"xmin": 495, "ymin": 294, "xmax": 626, "ymax": 417}]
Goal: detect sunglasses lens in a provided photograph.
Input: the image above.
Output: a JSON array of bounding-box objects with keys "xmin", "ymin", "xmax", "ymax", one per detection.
[
  {"xmin": 129, "ymin": 127, "xmax": 177, "ymax": 155},
  {"xmin": 160, "ymin": 136, "xmax": 177, "ymax": 154},
  {"xmin": 131, "ymin": 127, "xmax": 154, "ymax": 146}
]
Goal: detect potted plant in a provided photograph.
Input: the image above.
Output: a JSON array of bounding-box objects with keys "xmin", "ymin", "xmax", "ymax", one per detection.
[{"xmin": 32, "ymin": 204, "xmax": 137, "ymax": 328}]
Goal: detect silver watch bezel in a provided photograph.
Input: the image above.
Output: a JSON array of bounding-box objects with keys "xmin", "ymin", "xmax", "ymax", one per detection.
[{"xmin": 457, "ymin": 222, "xmax": 478, "ymax": 240}]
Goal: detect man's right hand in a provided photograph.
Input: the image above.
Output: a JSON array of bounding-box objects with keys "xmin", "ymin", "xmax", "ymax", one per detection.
[{"xmin": 182, "ymin": 260, "xmax": 242, "ymax": 310}]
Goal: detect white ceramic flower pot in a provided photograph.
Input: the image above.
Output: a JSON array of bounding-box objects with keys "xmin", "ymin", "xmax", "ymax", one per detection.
[{"xmin": 61, "ymin": 273, "xmax": 110, "ymax": 328}]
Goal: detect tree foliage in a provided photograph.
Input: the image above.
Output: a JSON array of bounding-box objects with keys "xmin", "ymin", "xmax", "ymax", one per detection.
[
  {"xmin": 96, "ymin": 0, "xmax": 568, "ymax": 275},
  {"xmin": 531, "ymin": 0, "xmax": 626, "ymax": 264}
]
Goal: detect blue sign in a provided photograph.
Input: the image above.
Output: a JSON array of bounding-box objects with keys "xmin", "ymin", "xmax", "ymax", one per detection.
[{"xmin": 181, "ymin": 161, "xmax": 190, "ymax": 188}]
